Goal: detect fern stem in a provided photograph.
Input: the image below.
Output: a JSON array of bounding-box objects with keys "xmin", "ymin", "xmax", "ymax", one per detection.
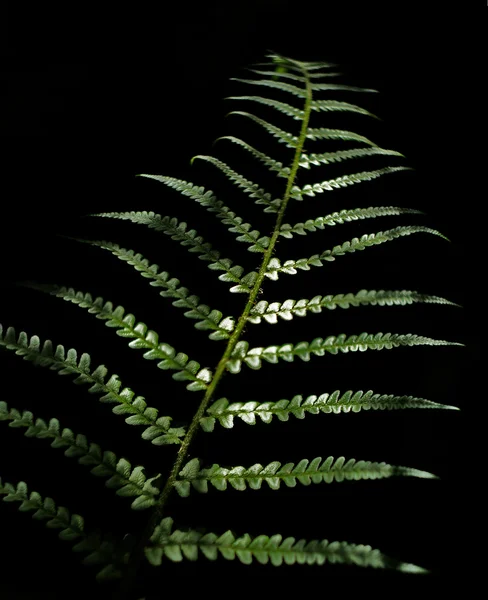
[{"xmin": 116, "ymin": 65, "xmax": 313, "ymax": 600}]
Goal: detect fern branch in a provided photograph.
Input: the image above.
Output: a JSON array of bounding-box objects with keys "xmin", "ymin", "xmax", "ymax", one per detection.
[
  {"xmin": 0, "ymin": 324, "xmax": 184, "ymax": 443},
  {"xmin": 145, "ymin": 516, "xmax": 426, "ymax": 572},
  {"xmin": 201, "ymin": 391, "xmax": 459, "ymax": 431},
  {"xmin": 279, "ymin": 206, "xmax": 423, "ymax": 238},
  {"xmin": 16, "ymin": 287, "xmax": 212, "ymax": 391},
  {"xmin": 247, "ymin": 290, "xmax": 458, "ymax": 324},
  {"xmin": 266, "ymin": 226, "xmax": 447, "ymax": 280},
  {"xmin": 310, "ymin": 99, "xmax": 380, "ymax": 119},
  {"xmin": 231, "ymin": 78, "xmax": 377, "ymax": 98},
  {"xmin": 214, "ymin": 136, "xmax": 290, "ymax": 178},
  {"xmin": 68, "ymin": 241, "xmax": 236, "ymax": 340},
  {"xmin": 0, "ymin": 400, "xmax": 163, "ymax": 509},
  {"xmin": 299, "ymin": 147, "xmax": 404, "ymax": 169},
  {"xmin": 86, "ymin": 213, "xmax": 258, "ymax": 293},
  {"xmin": 137, "ymin": 174, "xmax": 271, "ymax": 251},
  {"xmin": 289, "ymin": 167, "xmax": 410, "ymax": 201},
  {"xmin": 190, "ymin": 155, "xmax": 282, "ymax": 213},
  {"xmin": 225, "ymin": 95, "xmax": 305, "ymax": 120},
  {"xmin": 304, "ymin": 127, "xmax": 378, "ymax": 145},
  {"xmin": 227, "ymin": 110, "xmax": 299, "ymax": 148},
  {"xmin": 246, "ymin": 68, "xmax": 342, "ymax": 82},
  {"xmin": 0, "ymin": 477, "xmax": 129, "ymax": 581},
  {"xmin": 226, "ymin": 333, "xmax": 461, "ymax": 373},
  {"xmin": 175, "ymin": 456, "xmax": 436, "ymax": 495}
]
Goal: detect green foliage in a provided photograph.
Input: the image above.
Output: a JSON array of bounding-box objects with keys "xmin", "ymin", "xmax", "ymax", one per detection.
[{"xmin": 0, "ymin": 51, "xmax": 461, "ymax": 595}]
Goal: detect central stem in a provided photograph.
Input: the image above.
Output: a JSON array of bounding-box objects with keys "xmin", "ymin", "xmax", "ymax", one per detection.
[{"xmin": 116, "ymin": 62, "xmax": 313, "ymax": 600}]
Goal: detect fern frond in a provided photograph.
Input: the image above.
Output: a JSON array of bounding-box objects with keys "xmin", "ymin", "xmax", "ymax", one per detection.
[
  {"xmin": 201, "ymin": 391, "xmax": 459, "ymax": 431},
  {"xmin": 266, "ymin": 226, "xmax": 447, "ymax": 280},
  {"xmin": 12, "ymin": 288, "xmax": 213, "ymax": 391},
  {"xmin": 0, "ymin": 324, "xmax": 184, "ymax": 443},
  {"xmin": 214, "ymin": 136, "xmax": 290, "ymax": 178},
  {"xmin": 87, "ymin": 213, "xmax": 258, "ymax": 293},
  {"xmin": 191, "ymin": 155, "xmax": 281, "ymax": 213},
  {"xmin": 145, "ymin": 516, "xmax": 426, "ymax": 572},
  {"xmin": 225, "ymin": 334, "xmax": 461, "ymax": 373},
  {"xmin": 0, "ymin": 477, "xmax": 127, "ymax": 580},
  {"xmin": 247, "ymin": 290, "xmax": 458, "ymax": 324},
  {"xmin": 289, "ymin": 167, "xmax": 410, "ymax": 201},
  {"xmin": 64, "ymin": 241, "xmax": 236, "ymax": 340},
  {"xmin": 264, "ymin": 53, "xmax": 339, "ymax": 71},
  {"xmin": 299, "ymin": 147, "xmax": 404, "ymax": 169},
  {"xmin": 305, "ymin": 127, "xmax": 379, "ymax": 145},
  {"xmin": 279, "ymin": 206, "xmax": 423, "ymax": 238},
  {"xmin": 246, "ymin": 68, "xmax": 342, "ymax": 82},
  {"xmin": 225, "ymin": 95, "xmax": 305, "ymax": 120},
  {"xmin": 0, "ymin": 401, "xmax": 162, "ymax": 509},
  {"xmin": 310, "ymin": 99, "xmax": 380, "ymax": 119},
  {"xmin": 227, "ymin": 110, "xmax": 299, "ymax": 148},
  {"xmin": 175, "ymin": 456, "xmax": 436, "ymax": 495},
  {"xmin": 231, "ymin": 78, "xmax": 377, "ymax": 98},
  {"xmin": 137, "ymin": 174, "xmax": 272, "ymax": 252}
]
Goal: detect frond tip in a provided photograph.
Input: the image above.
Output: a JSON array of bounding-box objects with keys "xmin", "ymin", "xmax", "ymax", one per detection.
[{"xmin": 145, "ymin": 516, "xmax": 428, "ymax": 573}]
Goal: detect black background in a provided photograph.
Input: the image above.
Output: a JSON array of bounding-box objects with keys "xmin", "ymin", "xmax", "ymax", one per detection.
[{"xmin": 1, "ymin": 2, "xmax": 482, "ymax": 598}]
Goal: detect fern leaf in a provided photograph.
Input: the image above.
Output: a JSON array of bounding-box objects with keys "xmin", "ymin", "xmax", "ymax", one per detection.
[
  {"xmin": 214, "ymin": 136, "xmax": 290, "ymax": 178},
  {"xmin": 87, "ymin": 213, "xmax": 258, "ymax": 293},
  {"xmin": 176, "ymin": 456, "xmax": 436, "ymax": 495},
  {"xmin": 191, "ymin": 155, "xmax": 282, "ymax": 213},
  {"xmin": 201, "ymin": 391, "xmax": 459, "ymax": 430},
  {"xmin": 246, "ymin": 68, "xmax": 342, "ymax": 83},
  {"xmin": 137, "ymin": 174, "xmax": 271, "ymax": 251},
  {"xmin": 299, "ymin": 147, "xmax": 404, "ymax": 169},
  {"xmin": 279, "ymin": 206, "xmax": 423, "ymax": 238},
  {"xmin": 0, "ymin": 476, "xmax": 130, "ymax": 580},
  {"xmin": 227, "ymin": 110, "xmax": 299, "ymax": 148},
  {"xmin": 225, "ymin": 95, "xmax": 305, "ymax": 120},
  {"xmin": 145, "ymin": 516, "xmax": 426, "ymax": 572},
  {"xmin": 266, "ymin": 226, "xmax": 447, "ymax": 280},
  {"xmin": 289, "ymin": 167, "xmax": 410, "ymax": 201},
  {"xmin": 305, "ymin": 127, "xmax": 379, "ymax": 146},
  {"xmin": 231, "ymin": 78, "xmax": 377, "ymax": 98},
  {"xmin": 226, "ymin": 334, "xmax": 461, "ymax": 373},
  {"xmin": 13, "ymin": 288, "xmax": 212, "ymax": 391},
  {"xmin": 66, "ymin": 241, "xmax": 236, "ymax": 340},
  {"xmin": 310, "ymin": 99, "xmax": 380, "ymax": 119},
  {"xmin": 0, "ymin": 401, "xmax": 162, "ymax": 509},
  {"xmin": 0, "ymin": 324, "xmax": 185, "ymax": 443},
  {"xmin": 247, "ymin": 290, "xmax": 458, "ymax": 324}
]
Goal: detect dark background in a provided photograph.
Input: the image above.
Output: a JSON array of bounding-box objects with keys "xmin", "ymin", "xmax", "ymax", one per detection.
[{"xmin": 1, "ymin": 2, "xmax": 481, "ymax": 598}]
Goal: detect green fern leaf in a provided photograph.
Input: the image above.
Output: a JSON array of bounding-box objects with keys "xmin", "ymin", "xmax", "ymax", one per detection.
[
  {"xmin": 299, "ymin": 146, "xmax": 404, "ymax": 168},
  {"xmin": 137, "ymin": 174, "xmax": 272, "ymax": 250},
  {"xmin": 58, "ymin": 242, "xmax": 236, "ymax": 339},
  {"xmin": 266, "ymin": 226, "xmax": 447, "ymax": 280},
  {"xmin": 12, "ymin": 288, "xmax": 212, "ymax": 390},
  {"xmin": 247, "ymin": 290, "xmax": 458, "ymax": 324},
  {"xmin": 0, "ymin": 326, "xmax": 183, "ymax": 443},
  {"xmin": 227, "ymin": 110, "xmax": 299, "ymax": 148},
  {"xmin": 304, "ymin": 127, "xmax": 379, "ymax": 145},
  {"xmin": 145, "ymin": 516, "xmax": 426, "ymax": 572},
  {"xmin": 214, "ymin": 135, "xmax": 290, "ymax": 178},
  {"xmin": 231, "ymin": 77, "xmax": 377, "ymax": 98},
  {"xmin": 289, "ymin": 167, "xmax": 411, "ymax": 201},
  {"xmin": 310, "ymin": 99, "xmax": 380, "ymax": 118},
  {"xmin": 279, "ymin": 206, "xmax": 423, "ymax": 238},
  {"xmin": 225, "ymin": 95, "xmax": 305, "ymax": 120},
  {"xmin": 226, "ymin": 334, "xmax": 461, "ymax": 373},
  {"xmin": 247, "ymin": 68, "xmax": 342, "ymax": 83},
  {"xmin": 191, "ymin": 155, "xmax": 281, "ymax": 213},
  {"xmin": 176, "ymin": 456, "xmax": 436, "ymax": 495},
  {"xmin": 87, "ymin": 212, "xmax": 258, "ymax": 292},
  {"xmin": 201, "ymin": 391, "xmax": 458, "ymax": 430}
]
